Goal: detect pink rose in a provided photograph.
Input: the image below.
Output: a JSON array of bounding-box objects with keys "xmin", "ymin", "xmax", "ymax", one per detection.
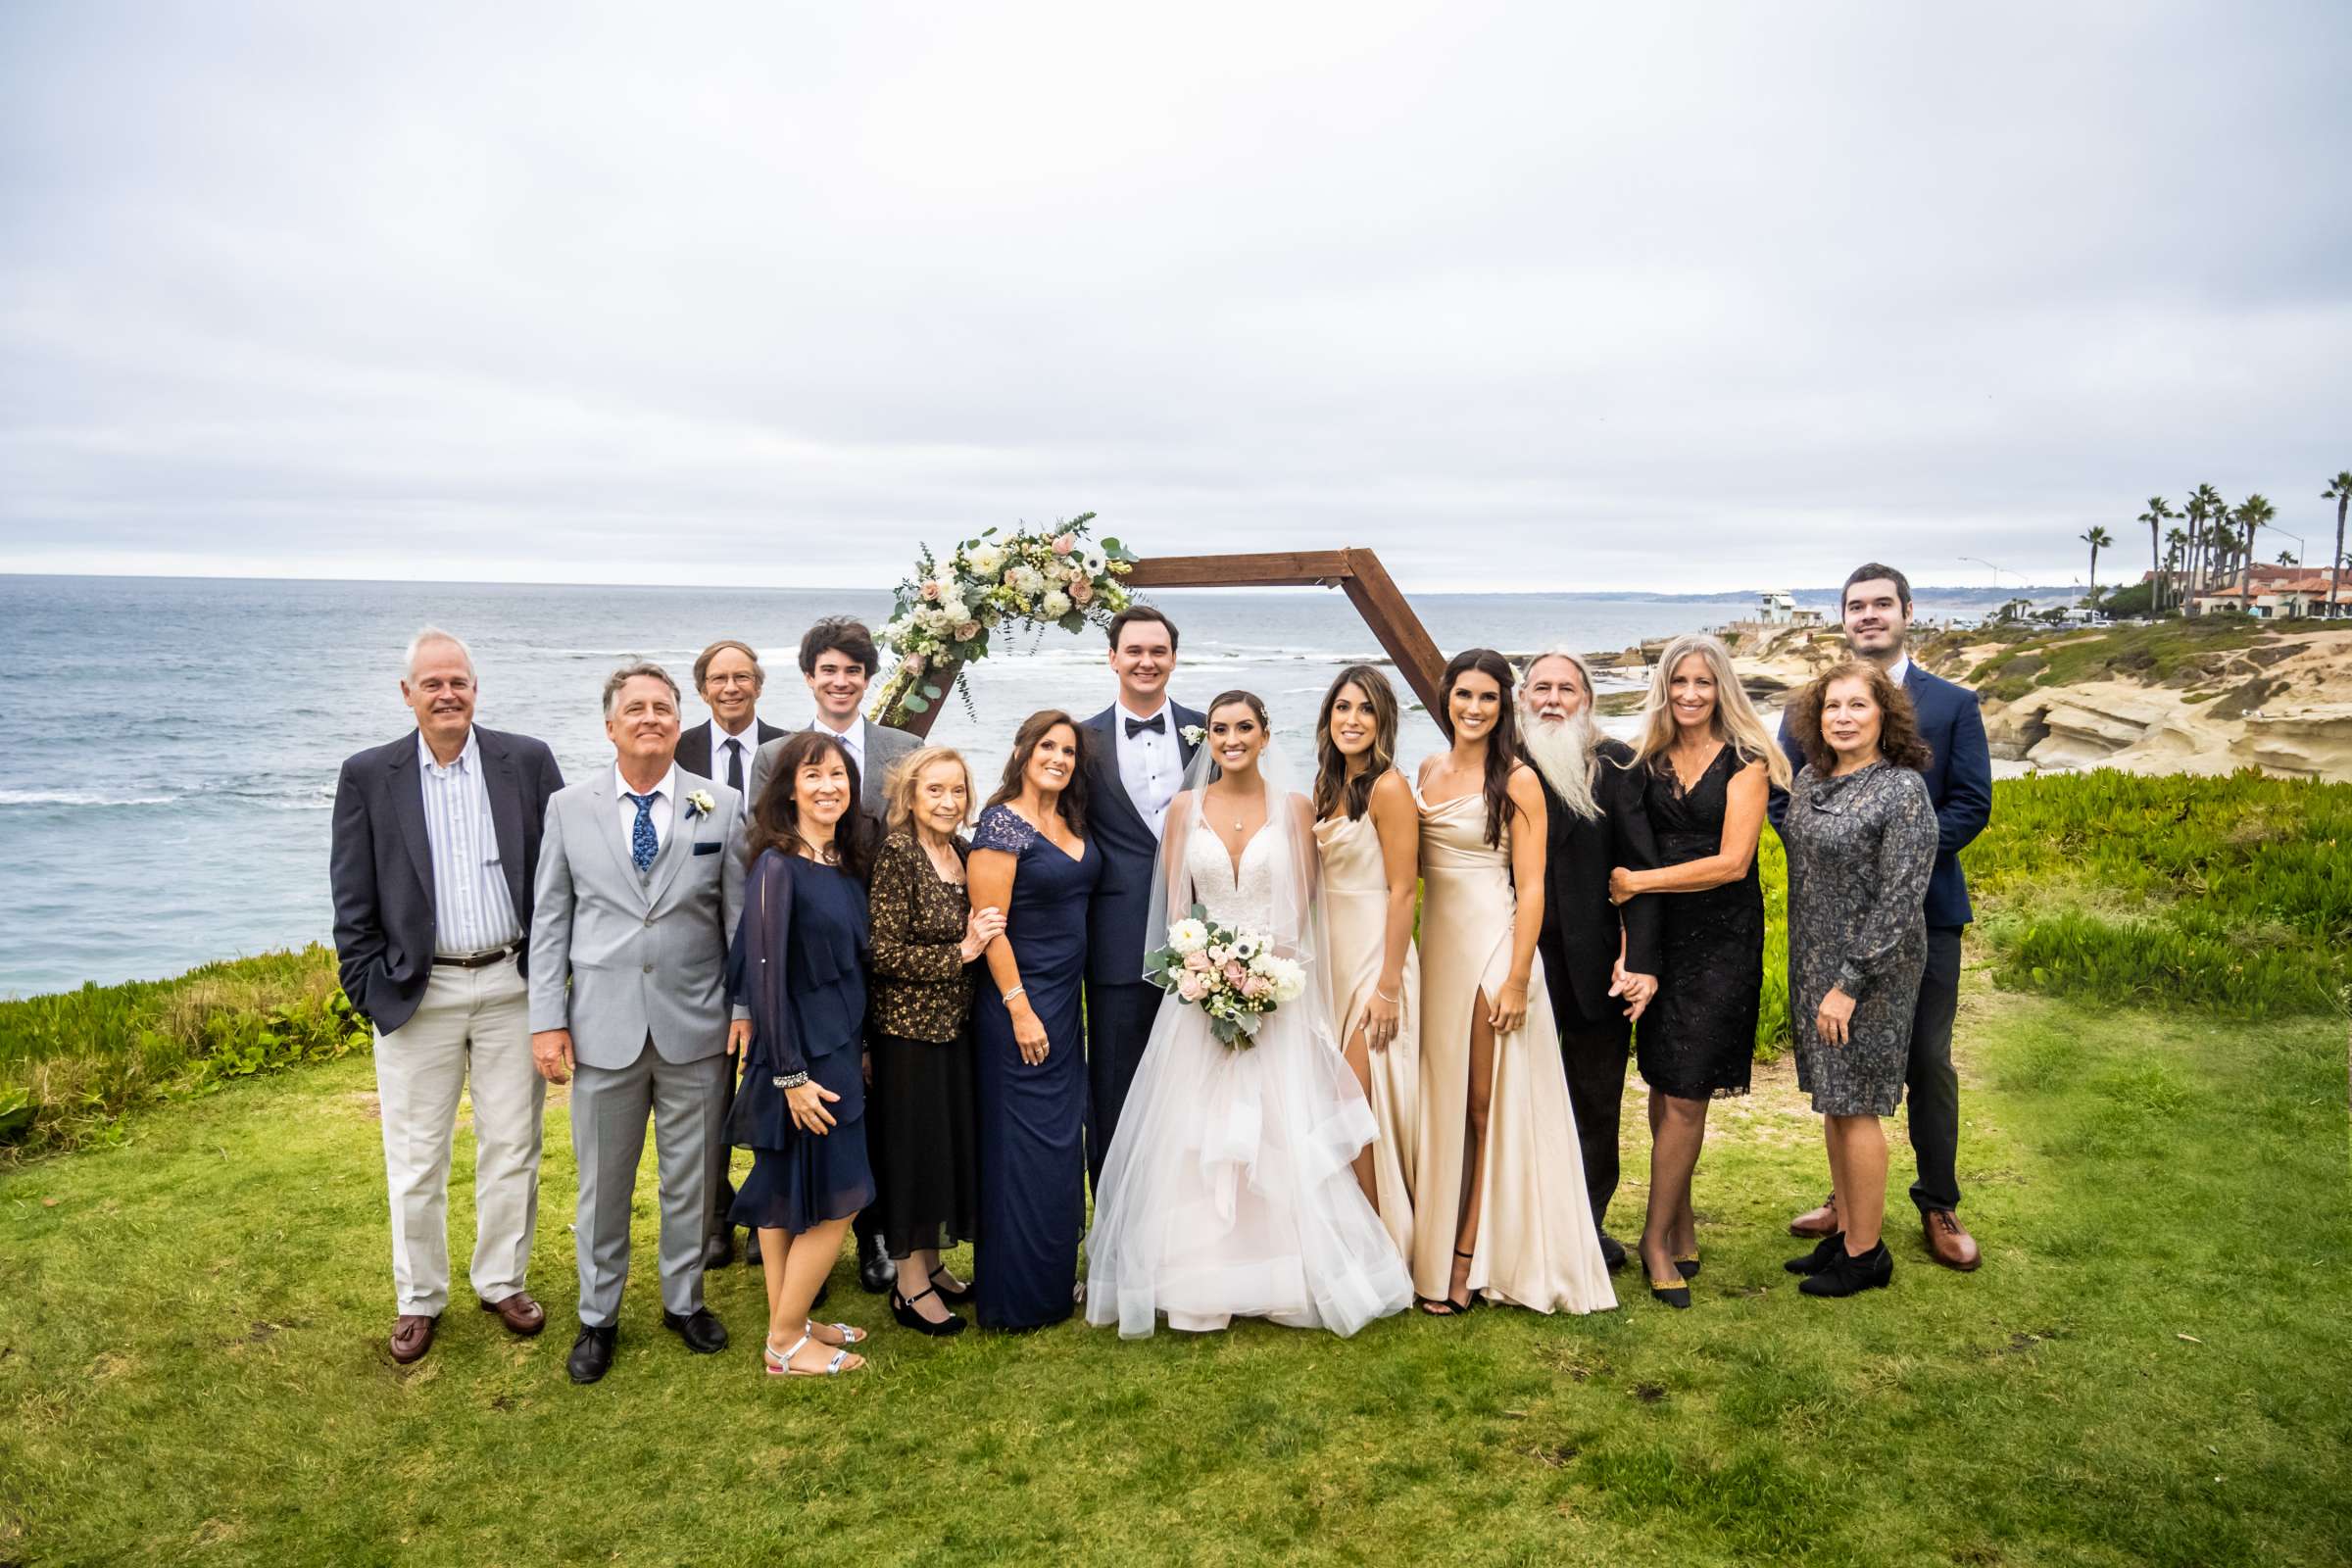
[
  {"xmin": 956, "ymin": 620, "xmax": 980, "ymax": 640},
  {"xmin": 1070, "ymin": 580, "xmax": 1094, "ymax": 605},
  {"xmin": 1223, "ymin": 959, "xmax": 1248, "ymax": 987},
  {"xmin": 1243, "ymin": 974, "xmax": 1272, "ymax": 1000},
  {"xmin": 1177, "ymin": 971, "xmax": 1207, "ymax": 1002},
  {"xmin": 1183, "ymin": 950, "xmax": 1212, "ymax": 973},
  {"xmin": 904, "ymin": 655, "xmax": 925, "ymax": 676},
  {"xmin": 920, "ymin": 581, "xmax": 943, "ymax": 602},
  {"xmin": 1053, "ymin": 533, "xmax": 1077, "ymax": 556}
]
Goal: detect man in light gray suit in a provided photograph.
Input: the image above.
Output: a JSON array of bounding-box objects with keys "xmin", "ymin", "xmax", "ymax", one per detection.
[
  {"xmin": 744, "ymin": 614, "xmax": 917, "ymax": 1292},
  {"xmin": 529, "ymin": 662, "xmax": 747, "ymax": 1385}
]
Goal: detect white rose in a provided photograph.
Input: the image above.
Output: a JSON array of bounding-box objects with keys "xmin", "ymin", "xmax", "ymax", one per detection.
[
  {"xmin": 1167, "ymin": 918, "xmax": 1209, "ymax": 956},
  {"xmin": 1042, "ymin": 589, "xmax": 1072, "ymax": 618},
  {"xmin": 939, "ymin": 597, "xmax": 968, "ymax": 624},
  {"xmin": 966, "ymin": 543, "xmax": 1006, "ymax": 577},
  {"xmin": 1270, "ymin": 959, "xmax": 1306, "ymax": 1004}
]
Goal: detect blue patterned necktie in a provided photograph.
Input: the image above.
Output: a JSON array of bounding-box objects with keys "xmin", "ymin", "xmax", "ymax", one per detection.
[{"xmin": 626, "ymin": 792, "xmax": 659, "ymax": 874}]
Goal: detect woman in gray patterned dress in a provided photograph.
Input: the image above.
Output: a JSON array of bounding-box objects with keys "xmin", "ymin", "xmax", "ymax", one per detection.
[{"xmin": 1779, "ymin": 659, "xmax": 1938, "ymax": 1298}]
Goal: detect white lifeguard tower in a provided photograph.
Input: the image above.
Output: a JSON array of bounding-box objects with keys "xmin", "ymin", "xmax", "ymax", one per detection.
[{"xmin": 1758, "ymin": 589, "xmax": 1800, "ymax": 625}]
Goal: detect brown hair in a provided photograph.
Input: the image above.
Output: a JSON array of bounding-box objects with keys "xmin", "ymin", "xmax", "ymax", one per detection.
[
  {"xmin": 1434, "ymin": 648, "xmax": 1526, "ymax": 849},
  {"xmin": 1314, "ymin": 664, "xmax": 1398, "ymax": 822},
  {"xmin": 746, "ymin": 729, "xmax": 876, "ymax": 879},
  {"xmin": 692, "ymin": 638, "xmax": 764, "ymax": 693},
  {"xmin": 1784, "ymin": 659, "xmax": 1934, "ymax": 776},
  {"xmin": 1106, "ymin": 605, "xmax": 1179, "ymax": 655},
  {"xmin": 985, "ymin": 710, "xmax": 1090, "ymax": 835},
  {"xmin": 883, "ymin": 745, "xmax": 974, "ymax": 835},
  {"xmin": 798, "ymin": 616, "xmax": 878, "ymax": 677}
]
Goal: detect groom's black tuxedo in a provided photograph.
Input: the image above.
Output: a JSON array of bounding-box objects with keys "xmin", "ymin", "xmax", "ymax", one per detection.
[
  {"xmin": 1077, "ymin": 699, "xmax": 1202, "ymax": 1187},
  {"xmin": 330, "ymin": 725, "xmax": 565, "ymax": 1034}
]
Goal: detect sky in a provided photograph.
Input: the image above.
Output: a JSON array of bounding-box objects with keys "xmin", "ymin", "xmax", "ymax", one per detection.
[{"xmin": 2, "ymin": 1, "xmax": 2348, "ymax": 593}]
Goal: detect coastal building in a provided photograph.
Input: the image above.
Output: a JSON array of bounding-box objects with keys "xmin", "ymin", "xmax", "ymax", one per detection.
[
  {"xmin": 2188, "ymin": 566, "xmax": 2352, "ymax": 620},
  {"xmin": 1754, "ymin": 590, "xmax": 1822, "ymax": 627}
]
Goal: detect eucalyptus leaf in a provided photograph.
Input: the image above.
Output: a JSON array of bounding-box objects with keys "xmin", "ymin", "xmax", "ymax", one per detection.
[{"xmin": 902, "ymin": 694, "xmax": 930, "ymax": 713}]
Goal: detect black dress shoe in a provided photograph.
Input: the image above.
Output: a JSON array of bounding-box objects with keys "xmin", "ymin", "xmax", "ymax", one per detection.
[
  {"xmin": 701, "ymin": 1229, "xmax": 735, "ymax": 1272},
  {"xmin": 1598, "ymin": 1234, "xmax": 1628, "ymax": 1273},
  {"xmin": 743, "ymin": 1227, "xmax": 763, "ymax": 1267},
  {"xmin": 662, "ymin": 1306, "xmax": 730, "ymax": 1354},
  {"xmin": 1799, "ymin": 1241, "xmax": 1893, "ymax": 1298},
  {"xmin": 1785, "ymin": 1231, "xmax": 1846, "ymax": 1276},
  {"xmin": 567, "ymin": 1324, "xmax": 617, "ymax": 1384},
  {"xmin": 858, "ymin": 1233, "xmax": 894, "ymax": 1295}
]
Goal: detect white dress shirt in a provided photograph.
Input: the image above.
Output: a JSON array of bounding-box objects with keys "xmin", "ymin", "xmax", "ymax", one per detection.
[
  {"xmin": 708, "ymin": 717, "xmax": 759, "ymax": 801},
  {"xmin": 1114, "ymin": 698, "xmax": 1181, "ymax": 838},
  {"xmin": 418, "ymin": 729, "xmax": 522, "ymax": 955},
  {"xmin": 613, "ymin": 762, "xmax": 678, "ymax": 860},
  {"xmin": 1885, "ymin": 654, "xmax": 1913, "ymax": 687},
  {"xmin": 809, "ymin": 715, "xmax": 864, "ymax": 775}
]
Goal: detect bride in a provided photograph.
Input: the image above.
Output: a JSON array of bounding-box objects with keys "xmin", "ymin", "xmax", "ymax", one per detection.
[{"xmin": 1084, "ymin": 690, "xmax": 1414, "ymax": 1339}]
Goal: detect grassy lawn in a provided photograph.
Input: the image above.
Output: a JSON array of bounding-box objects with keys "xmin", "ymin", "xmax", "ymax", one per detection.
[{"xmin": 4, "ymin": 976, "xmax": 2346, "ymax": 1566}]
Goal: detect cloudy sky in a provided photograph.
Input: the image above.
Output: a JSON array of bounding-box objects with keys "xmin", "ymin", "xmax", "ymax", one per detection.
[{"xmin": 2, "ymin": 1, "xmax": 2346, "ymax": 592}]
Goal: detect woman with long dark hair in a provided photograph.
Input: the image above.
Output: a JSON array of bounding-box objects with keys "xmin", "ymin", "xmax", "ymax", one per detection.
[
  {"xmin": 728, "ymin": 729, "xmax": 880, "ymax": 1375},
  {"xmin": 964, "ymin": 710, "xmax": 1101, "ymax": 1330},
  {"xmin": 1310, "ymin": 664, "xmax": 1419, "ymax": 1255},
  {"xmin": 1411, "ymin": 649, "xmax": 1614, "ymax": 1317}
]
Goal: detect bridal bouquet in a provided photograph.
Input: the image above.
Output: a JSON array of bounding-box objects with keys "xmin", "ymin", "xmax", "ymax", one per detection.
[
  {"xmin": 870, "ymin": 513, "xmax": 1138, "ymax": 722},
  {"xmin": 1144, "ymin": 905, "xmax": 1309, "ymax": 1050}
]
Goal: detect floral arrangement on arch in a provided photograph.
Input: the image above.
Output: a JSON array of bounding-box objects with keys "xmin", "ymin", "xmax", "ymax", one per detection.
[
  {"xmin": 1145, "ymin": 906, "xmax": 1308, "ymax": 1050},
  {"xmin": 869, "ymin": 512, "xmax": 1139, "ymax": 722}
]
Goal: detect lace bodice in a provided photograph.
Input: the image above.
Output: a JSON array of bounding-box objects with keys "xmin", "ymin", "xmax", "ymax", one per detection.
[{"xmin": 1186, "ymin": 819, "xmax": 1278, "ymax": 931}]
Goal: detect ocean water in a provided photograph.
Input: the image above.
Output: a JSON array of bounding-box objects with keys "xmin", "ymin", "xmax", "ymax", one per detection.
[{"xmin": 0, "ymin": 575, "xmax": 2015, "ymax": 997}]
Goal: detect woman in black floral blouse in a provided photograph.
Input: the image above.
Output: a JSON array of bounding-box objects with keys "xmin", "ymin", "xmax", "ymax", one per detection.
[{"xmin": 867, "ymin": 746, "xmax": 1005, "ymax": 1336}]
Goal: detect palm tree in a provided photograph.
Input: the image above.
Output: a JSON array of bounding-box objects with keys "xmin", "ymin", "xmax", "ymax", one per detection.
[
  {"xmin": 2234, "ymin": 494, "xmax": 2276, "ymax": 602},
  {"xmin": 2081, "ymin": 524, "xmax": 2115, "ymax": 611},
  {"xmin": 2324, "ymin": 470, "xmax": 2351, "ymax": 618},
  {"xmin": 2166, "ymin": 525, "xmax": 2188, "ymax": 597},
  {"xmin": 2185, "ymin": 483, "xmax": 2226, "ymax": 600},
  {"xmin": 2137, "ymin": 496, "xmax": 2176, "ymax": 611}
]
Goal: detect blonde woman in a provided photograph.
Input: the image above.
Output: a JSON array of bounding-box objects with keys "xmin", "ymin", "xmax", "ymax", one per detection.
[
  {"xmin": 1607, "ymin": 634, "xmax": 1790, "ymax": 1309},
  {"xmin": 867, "ymin": 747, "xmax": 1005, "ymax": 1336}
]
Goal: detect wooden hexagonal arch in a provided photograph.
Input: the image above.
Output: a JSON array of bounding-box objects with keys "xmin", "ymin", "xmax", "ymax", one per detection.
[{"xmin": 887, "ymin": 547, "xmax": 1446, "ymax": 739}]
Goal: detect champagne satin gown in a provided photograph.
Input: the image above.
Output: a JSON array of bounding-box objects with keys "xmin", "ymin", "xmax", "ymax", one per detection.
[
  {"xmin": 1313, "ymin": 808, "xmax": 1419, "ymax": 1260},
  {"xmin": 1412, "ymin": 789, "xmax": 1617, "ymax": 1313}
]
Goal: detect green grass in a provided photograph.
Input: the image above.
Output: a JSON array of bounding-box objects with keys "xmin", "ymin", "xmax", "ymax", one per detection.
[
  {"xmin": 1932, "ymin": 617, "xmax": 2273, "ymax": 705},
  {"xmin": 2, "ymin": 986, "xmax": 2345, "ymax": 1565}
]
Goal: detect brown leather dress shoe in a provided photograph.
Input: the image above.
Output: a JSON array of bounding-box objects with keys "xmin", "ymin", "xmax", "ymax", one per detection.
[
  {"xmin": 480, "ymin": 1292, "xmax": 547, "ymax": 1336},
  {"xmin": 1788, "ymin": 1193, "xmax": 1841, "ymax": 1239},
  {"xmin": 389, "ymin": 1313, "xmax": 438, "ymax": 1364},
  {"xmin": 1923, "ymin": 1209, "xmax": 1982, "ymax": 1271}
]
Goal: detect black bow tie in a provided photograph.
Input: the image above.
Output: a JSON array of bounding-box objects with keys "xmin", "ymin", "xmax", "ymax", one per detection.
[{"xmin": 1125, "ymin": 713, "xmax": 1166, "ymax": 739}]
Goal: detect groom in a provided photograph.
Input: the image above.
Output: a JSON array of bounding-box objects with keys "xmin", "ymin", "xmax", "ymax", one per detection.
[{"xmin": 1078, "ymin": 606, "xmax": 1201, "ymax": 1188}]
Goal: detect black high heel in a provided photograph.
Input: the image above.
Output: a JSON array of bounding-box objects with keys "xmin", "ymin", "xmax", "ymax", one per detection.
[
  {"xmin": 1642, "ymin": 1243, "xmax": 1691, "ymax": 1309},
  {"xmin": 1675, "ymin": 1253, "xmax": 1701, "ymax": 1281},
  {"xmin": 928, "ymin": 1267, "xmax": 974, "ymax": 1306},
  {"xmin": 1420, "ymin": 1248, "xmax": 1479, "ymax": 1317},
  {"xmin": 891, "ymin": 1285, "xmax": 967, "ymax": 1338}
]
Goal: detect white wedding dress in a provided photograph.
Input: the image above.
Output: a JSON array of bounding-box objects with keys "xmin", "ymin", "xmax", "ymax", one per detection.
[{"xmin": 1084, "ymin": 818, "xmax": 1415, "ymax": 1338}]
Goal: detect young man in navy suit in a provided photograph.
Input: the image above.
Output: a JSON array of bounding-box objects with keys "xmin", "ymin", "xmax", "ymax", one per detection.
[
  {"xmin": 1077, "ymin": 606, "xmax": 1202, "ymax": 1189},
  {"xmin": 1770, "ymin": 564, "xmax": 1992, "ymax": 1271}
]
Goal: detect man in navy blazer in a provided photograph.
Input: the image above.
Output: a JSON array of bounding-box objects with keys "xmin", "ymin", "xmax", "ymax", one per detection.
[
  {"xmin": 1769, "ymin": 564, "xmax": 1992, "ymax": 1270},
  {"xmin": 1077, "ymin": 606, "xmax": 1201, "ymax": 1189},
  {"xmin": 330, "ymin": 627, "xmax": 564, "ymax": 1364}
]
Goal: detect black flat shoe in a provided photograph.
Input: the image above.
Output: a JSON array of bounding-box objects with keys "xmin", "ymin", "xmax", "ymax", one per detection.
[
  {"xmin": 892, "ymin": 1285, "xmax": 967, "ymax": 1338},
  {"xmin": 928, "ymin": 1267, "xmax": 975, "ymax": 1306},
  {"xmin": 857, "ymin": 1233, "xmax": 894, "ymax": 1295},
  {"xmin": 1675, "ymin": 1253, "xmax": 1700, "ymax": 1280},
  {"xmin": 1799, "ymin": 1242, "xmax": 1893, "ymax": 1298},
  {"xmin": 567, "ymin": 1323, "xmax": 617, "ymax": 1384},
  {"xmin": 1785, "ymin": 1231, "xmax": 1846, "ymax": 1276},
  {"xmin": 662, "ymin": 1306, "xmax": 730, "ymax": 1354}
]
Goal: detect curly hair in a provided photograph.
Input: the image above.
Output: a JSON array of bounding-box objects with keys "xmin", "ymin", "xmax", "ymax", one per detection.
[{"xmin": 1784, "ymin": 659, "xmax": 1934, "ymax": 776}]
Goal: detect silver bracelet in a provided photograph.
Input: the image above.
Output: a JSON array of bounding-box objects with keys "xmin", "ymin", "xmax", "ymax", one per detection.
[
  {"xmin": 1374, "ymin": 986, "xmax": 1400, "ymax": 1004},
  {"xmin": 772, "ymin": 1071, "xmax": 810, "ymax": 1090},
  {"xmin": 1001, "ymin": 985, "xmax": 1027, "ymax": 1004}
]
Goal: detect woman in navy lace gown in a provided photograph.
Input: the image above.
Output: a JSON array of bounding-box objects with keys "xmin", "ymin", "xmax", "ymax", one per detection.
[{"xmin": 965, "ymin": 710, "xmax": 1102, "ymax": 1331}]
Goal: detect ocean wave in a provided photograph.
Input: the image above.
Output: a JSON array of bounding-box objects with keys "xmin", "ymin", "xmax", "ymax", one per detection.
[{"xmin": 0, "ymin": 789, "xmax": 182, "ymax": 808}]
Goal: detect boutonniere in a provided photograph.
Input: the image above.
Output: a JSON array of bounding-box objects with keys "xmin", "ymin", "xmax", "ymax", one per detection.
[
  {"xmin": 685, "ymin": 788, "xmax": 717, "ymax": 819},
  {"xmin": 1181, "ymin": 723, "xmax": 1205, "ymax": 746}
]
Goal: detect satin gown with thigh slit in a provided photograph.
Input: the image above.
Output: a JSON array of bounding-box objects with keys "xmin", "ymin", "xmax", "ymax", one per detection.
[
  {"xmin": 1411, "ymin": 789, "xmax": 1616, "ymax": 1314},
  {"xmin": 1313, "ymin": 809, "xmax": 1419, "ymax": 1259}
]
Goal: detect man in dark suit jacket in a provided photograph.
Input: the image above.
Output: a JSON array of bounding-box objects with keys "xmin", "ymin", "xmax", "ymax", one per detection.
[
  {"xmin": 1520, "ymin": 651, "xmax": 1662, "ymax": 1272},
  {"xmin": 330, "ymin": 627, "xmax": 564, "ymax": 1365},
  {"xmin": 1078, "ymin": 606, "xmax": 1201, "ymax": 1188},
  {"xmin": 673, "ymin": 636, "xmax": 784, "ymax": 1271},
  {"xmin": 672, "ymin": 637, "xmax": 785, "ymax": 807},
  {"xmin": 1769, "ymin": 564, "xmax": 1992, "ymax": 1271}
]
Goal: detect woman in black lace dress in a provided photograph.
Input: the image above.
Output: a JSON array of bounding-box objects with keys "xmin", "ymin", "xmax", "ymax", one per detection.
[{"xmin": 1609, "ymin": 635, "xmax": 1789, "ymax": 1308}]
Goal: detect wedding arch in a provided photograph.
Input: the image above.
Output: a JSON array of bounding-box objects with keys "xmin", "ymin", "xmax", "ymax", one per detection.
[{"xmin": 877, "ymin": 546, "xmax": 1447, "ymax": 740}]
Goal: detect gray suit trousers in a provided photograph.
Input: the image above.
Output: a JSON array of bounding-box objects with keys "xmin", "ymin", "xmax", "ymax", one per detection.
[{"xmin": 571, "ymin": 1037, "xmax": 726, "ymax": 1326}]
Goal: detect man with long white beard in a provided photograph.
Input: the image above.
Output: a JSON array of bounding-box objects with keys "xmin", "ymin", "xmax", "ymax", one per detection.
[{"xmin": 1519, "ymin": 648, "xmax": 1662, "ymax": 1271}]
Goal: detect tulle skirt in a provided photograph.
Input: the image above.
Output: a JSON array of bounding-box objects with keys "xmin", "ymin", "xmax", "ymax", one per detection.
[{"xmin": 1083, "ymin": 994, "xmax": 1415, "ymax": 1340}]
